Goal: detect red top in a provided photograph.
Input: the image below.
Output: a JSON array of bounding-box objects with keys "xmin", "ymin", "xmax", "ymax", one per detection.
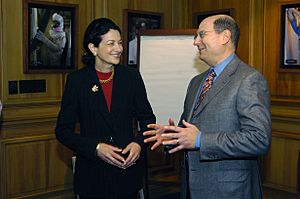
[{"xmin": 96, "ymin": 71, "xmax": 113, "ymax": 112}]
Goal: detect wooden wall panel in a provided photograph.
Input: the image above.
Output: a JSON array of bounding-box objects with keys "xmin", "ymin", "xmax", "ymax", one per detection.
[
  {"xmin": 264, "ymin": 0, "xmax": 300, "ymax": 192},
  {"xmin": 262, "ymin": 0, "xmax": 300, "ymax": 192},
  {"xmin": 264, "ymin": 133, "xmax": 300, "ymax": 193},
  {"xmin": 263, "ymin": 101, "xmax": 300, "ymax": 192},
  {"xmin": 152, "ymin": 0, "xmax": 173, "ymax": 28},
  {"xmin": 48, "ymin": 139, "xmax": 73, "ymax": 188},
  {"xmin": 248, "ymin": 0, "xmax": 264, "ymax": 72},
  {"xmin": 271, "ymin": 102, "xmax": 300, "ymax": 134},
  {"xmin": 172, "ymin": 0, "xmax": 190, "ymax": 28},
  {"xmin": 190, "ymin": 0, "xmax": 219, "ymax": 13},
  {"xmin": 1, "ymin": 135, "xmax": 74, "ymax": 199},
  {"xmin": 6, "ymin": 140, "xmax": 47, "ymax": 197},
  {"xmin": 94, "ymin": 0, "xmax": 108, "ymax": 18},
  {"xmin": 264, "ymin": 0, "xmax": 300, "ymax": 97},
  {"xmin": 264, "ymin": 0, "xmax": 280, "ymax": 94},
  {"xmin": 107, "ymin": 0, "xmax": 129, "ymax": 29}
]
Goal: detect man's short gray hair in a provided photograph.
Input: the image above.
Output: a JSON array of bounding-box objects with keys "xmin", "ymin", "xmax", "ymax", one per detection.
[{"xmin": 213, "ymin": 16, "xmax": 240, "ymax": 49}]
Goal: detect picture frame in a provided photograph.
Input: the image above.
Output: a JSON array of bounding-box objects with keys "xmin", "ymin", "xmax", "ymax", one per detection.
[
  {"xmin": 280, "ymin": 4, "xmax": 300, "ymax": 72},
  {"xmin": 123, "ymin": 9, "xmax": 163, "ymax": 69},
  {"xmin": 192, "ymin": 8, "xmax": 235, "ymax": 28},
  {"xmin": 23, "ymin": 0, "xmax": 78, "ymax": 73}
]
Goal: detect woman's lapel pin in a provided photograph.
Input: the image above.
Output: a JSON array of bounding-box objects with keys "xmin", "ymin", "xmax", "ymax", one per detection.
[{"xmin": 92, "ymin": 85, "xmax": 99, "ymax": 92}]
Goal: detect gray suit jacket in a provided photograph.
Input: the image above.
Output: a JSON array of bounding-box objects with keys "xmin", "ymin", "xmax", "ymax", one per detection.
[{"xmin": 179, "ymin": 56, "xmax": 271, "ymax": 199}]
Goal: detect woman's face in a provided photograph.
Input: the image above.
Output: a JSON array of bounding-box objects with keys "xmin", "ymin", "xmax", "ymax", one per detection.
[{"xmin": 93, "ymin": 29, "xmax": 123, "ymax": 70}]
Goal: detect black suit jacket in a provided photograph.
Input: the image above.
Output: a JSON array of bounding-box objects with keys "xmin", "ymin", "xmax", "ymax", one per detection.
[{"xmin": 55, "ymin": 65, "xmax": 155, "ymax": 197}]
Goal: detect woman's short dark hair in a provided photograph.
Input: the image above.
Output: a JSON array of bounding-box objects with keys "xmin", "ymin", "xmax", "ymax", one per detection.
[
  {"xmin": 81, "ymin": 18, "xmax": 121, "ymax": 66},
  {"xmin": 213, "ymin": 16, "xmax": 240, "ymax": 50}
]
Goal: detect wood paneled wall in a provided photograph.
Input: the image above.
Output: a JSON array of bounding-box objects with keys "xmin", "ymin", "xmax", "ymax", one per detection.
[
  {"xmin": 1, "ymin": 0, "xmax": 300, "ymax": 198},
  {"xmin": 263, "ymin": 0, "xmax": 300, "ymax": 193}
]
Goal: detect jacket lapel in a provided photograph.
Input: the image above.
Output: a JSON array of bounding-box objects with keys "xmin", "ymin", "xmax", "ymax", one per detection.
[{"xmin": 192, "ymin": 57, "xmax": 241, "ymax": 117}]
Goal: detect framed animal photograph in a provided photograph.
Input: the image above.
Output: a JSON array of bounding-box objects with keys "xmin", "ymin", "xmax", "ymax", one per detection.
[{"xmin": 23, "ymin": 0, "xmax": 78, "ymax": 73}]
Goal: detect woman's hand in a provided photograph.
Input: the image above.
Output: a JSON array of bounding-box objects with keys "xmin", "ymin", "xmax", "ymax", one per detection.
[
  {"xmin": 96, "ymin": 143, "xmax": 125, "ymax": 169},
  {"xmin": 122, "ymin": 142, "xmax": 141, "ymax": 169}
]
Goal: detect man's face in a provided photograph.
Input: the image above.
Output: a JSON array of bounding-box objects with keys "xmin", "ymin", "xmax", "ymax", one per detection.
[{"xmin": 193, "ymin": 17, "xmax": 223, "ymax": 66}]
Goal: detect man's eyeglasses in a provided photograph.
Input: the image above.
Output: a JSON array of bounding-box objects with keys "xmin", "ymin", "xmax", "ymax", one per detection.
[{"xmin": 194, "ymin": 30, "xmax": 214, "ymax": 39}]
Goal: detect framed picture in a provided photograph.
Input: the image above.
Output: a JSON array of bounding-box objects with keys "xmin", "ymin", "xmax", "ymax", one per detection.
[
  {"xmin": 280, "ymin": 4, "xmax": 300, "ymax": 72},
  {"xmin": 23, "ymin": 0, "xmax": 78, "ymax": 73},
  {"xmin": 123, "ymin": 9, "xmax": 163, "ymax": 68},
  {"xmin": 193, "ymin": 8, "xmax": 235, "ymax": 28}
]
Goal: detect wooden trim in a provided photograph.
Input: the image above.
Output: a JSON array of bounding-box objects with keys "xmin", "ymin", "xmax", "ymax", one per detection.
[
  {"xmin": 263, "ymin": 182, "xmax": 297, "ymax": 194},
  {"xmin": 272, "ymin": 131, "xmax": 300, "ymax": 140},
  {"xmin": 2, "ymin": 101, "xmax": 60, "ymax": 123},
  {"xmin": 271, "ymin": 96, "xmax": 300, "ymax": 106},
  {"xmin": 271, "ymin": 107, "xmax": 300, "ymax": 119},
  {"xmin": 248, "ymin": 0, "xmax": 264, "ymax": 72}
]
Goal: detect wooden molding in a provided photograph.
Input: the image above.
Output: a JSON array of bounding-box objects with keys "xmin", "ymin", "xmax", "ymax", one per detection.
[
  {"xmin": 272, "ymin": 130, "xmax": 300, "ymax": 140},
  {"xmin": 271, "ymin": 96, "xmax": 300, "ymax": 106},
  {"xmin": 1, "ymin": 101, "xmax": 61, "ymax": 123}
]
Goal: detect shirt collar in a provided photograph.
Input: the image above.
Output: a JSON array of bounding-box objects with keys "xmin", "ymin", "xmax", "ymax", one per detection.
[{"xmin": 210, "ymin": 53, "xmax": 235, "ymax": 79}]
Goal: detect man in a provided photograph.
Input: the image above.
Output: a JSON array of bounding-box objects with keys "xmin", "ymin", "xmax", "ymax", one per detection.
[{"xmin": 144, "ymin": 15, "xmax": 271, "ymax": 199}]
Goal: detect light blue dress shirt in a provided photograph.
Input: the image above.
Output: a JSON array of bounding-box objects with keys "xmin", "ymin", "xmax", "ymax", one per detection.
[{"xmin": 194, "ymin": 53, "xmax": 236, "ymax": 149}]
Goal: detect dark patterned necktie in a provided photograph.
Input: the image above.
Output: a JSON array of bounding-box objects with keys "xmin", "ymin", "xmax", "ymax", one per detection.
[{"xmin": 193, "ymin": 69, "xmax": 216, "ymax": 115}]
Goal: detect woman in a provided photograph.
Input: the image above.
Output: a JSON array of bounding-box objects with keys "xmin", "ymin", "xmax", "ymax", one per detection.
[{"xmin": 55, "ymin": 18, "xmax": 155, "ymax": 199}]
